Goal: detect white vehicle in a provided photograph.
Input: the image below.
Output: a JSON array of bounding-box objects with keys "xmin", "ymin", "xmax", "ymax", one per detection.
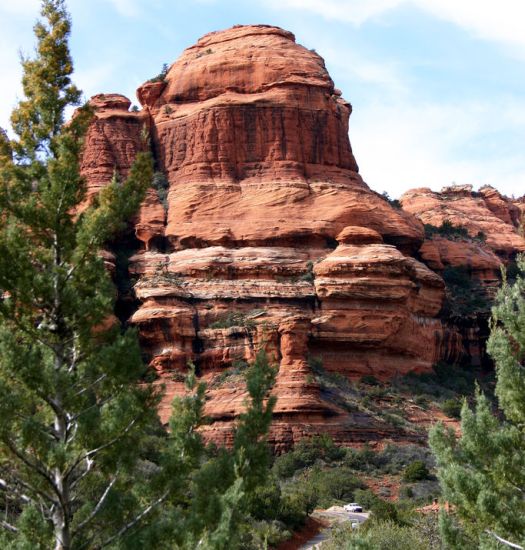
[{"xmin": 344, "ymin": 503, "xmax": 363, "ymax": 513}]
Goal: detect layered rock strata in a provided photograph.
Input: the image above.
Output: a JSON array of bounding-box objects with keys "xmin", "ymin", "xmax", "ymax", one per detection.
[
  {"xmin": 401, "ymin": 184, "xmax": 525, "ymax": 259},
  {"xmin": 81, "ymin": 25, "xmax": 449, "ymax": 448},
  {"xmin": 401, "ymin": 184, "xmax": 525, "ymax": 369}
]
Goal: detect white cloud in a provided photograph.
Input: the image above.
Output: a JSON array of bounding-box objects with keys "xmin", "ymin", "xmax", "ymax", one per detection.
[
  {"xmin": 103, "ymin": 0, "xmax": 142, "ymax": 17},
  {"xmin": 317, "ymin": 44, "xmax": 407, "ymax": 95},
  {"xmin": 267, "ymin": 0, "xmax": 400, "ymax": 25},
  {"xmin": 351, "ymin": 97, "xmax": 525, "ymax": 198},
  {"xmin": 268, "ymin": 0, "xmax": 525, "ymax": 52}
]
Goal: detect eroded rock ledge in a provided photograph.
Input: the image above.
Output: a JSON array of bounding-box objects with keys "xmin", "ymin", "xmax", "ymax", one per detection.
[{"xmin": 78, "ymin": 25, "xmax": 523, "ymax": 449}]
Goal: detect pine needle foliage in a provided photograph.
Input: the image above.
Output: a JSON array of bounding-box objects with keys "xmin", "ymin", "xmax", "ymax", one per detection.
[
  {"xmin": 0, "ymin": 1, "xmax": 157, "ymax": 548},
  {"xmin": 430, "ymin": 256, "xmax": 525, "ymax": 550}
]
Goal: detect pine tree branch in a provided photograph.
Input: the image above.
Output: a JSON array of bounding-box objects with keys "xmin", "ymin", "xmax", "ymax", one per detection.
[
  {"xmin": 0, "ymin": 520, "xmax": 18, "ymax": 533},
  {"xmin": 97, "ymin": 489, "xmax": 170, "ymax": 549},
  {"xmin": 72, "ymin": 373, "xmax": 107, "ymax": 397},
  {"xmin": 69, "ymin": 457, "xmax": 93, "ymax": 490},
  {"xmin": 4, "ymin": 438, "xmax": 59, "ymax": 502},
  {"xmin": 0, "ymin": 468, "xmax": 53, "ymax": 505},
  {"xmin": 0, "ymin": 477, "xmax": 32, "ymax": 504},
  {"xmin": 64, "ymin": 235, "xmax": 98, "ymax": 284},
  {"xmin": 68, "ymin": 392, "xmax": 118, "ymax": 425},
  {"xmin": 485, "ymin": 530, "xmax": 524, "ymax": 549},
  {"xmin": 72, "ymin": 475, "xmax": 117, "ymax": 536},
  {"xmin": 65, "ymin": 418, "xmax": 137, "ymax": 480}
]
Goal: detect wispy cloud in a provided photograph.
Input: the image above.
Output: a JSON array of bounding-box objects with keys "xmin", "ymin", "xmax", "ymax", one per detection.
[
  {"xmin": 318, "ymin": 44, "xmax": 407, "ymax": 96},
  {"xmin": 267, "ymin": 0, "xmax": 525, "ymax": 53},
  {"xmin": 266, "ymin": 0, "xmax": 400, "ymax": 26},
  {"xmin": 103, "ymin": 0, "xmax": 142, "ymax": 17},
  {"xmin": 351, "ymin": 97, "xmax": 525, "ymax": 198}
]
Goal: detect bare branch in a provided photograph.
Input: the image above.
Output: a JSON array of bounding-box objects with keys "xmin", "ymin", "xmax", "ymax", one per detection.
[
  {"xmin": 72, "ymin": 373, "xmax": 107, "ymax": 397},
  {"xmin": 69, "ymin": 457, "xmax": 93, "ymax": 490},
  {"xmin": 4, "ymin": 439, "xmax": 58, "ymax": 502},
  {"xmin": 65, "ymin": 418, "xmax": 136, "ymax": 480},
  {"xmin": 0, "ymin": 469, "xmax": 53, "ymax": 505},
  {"xmin": 68, "ymin": 393, "xmax": 117, "ymax": 425},
  {"xmin": 0, "ymin": 477, "xmax": 31, "ymax": 503},
  {"xmin": 0, "ymin": 520, "xmax": 18, "ymax": 533},
  {"xmin": 72, "ymin": 475, "xmax": 117, "ymax": 536},
  {"xmin": 486, "ymin": 530, "xmax": 524, "ymax": 550},
  {"xmin": 98, "ymin": 490, "xmax": 170, "ymax": 549}
]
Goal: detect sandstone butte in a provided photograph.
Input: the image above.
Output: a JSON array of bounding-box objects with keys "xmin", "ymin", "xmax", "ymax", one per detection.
[
  {"xmin": 79, "ymin": 25, "xmax": 523, "ymax": 450},
  {"xmin": 400, "ymin": 184, "xmax": 525, "ymax": 372},
  {"xmin": 401, "ymin": 184, "xmax": 525, "ymax": 263}
]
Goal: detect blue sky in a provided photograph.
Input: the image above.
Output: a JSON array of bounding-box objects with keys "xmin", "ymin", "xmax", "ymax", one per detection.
[{"xmin": 1, "ymin": 0, "xmax": 524, "ymax": 198}]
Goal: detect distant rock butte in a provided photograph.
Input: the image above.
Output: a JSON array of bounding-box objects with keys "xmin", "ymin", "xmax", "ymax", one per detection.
[
  {"xmin": 78, "ymin": 25, "xmax": 522, "ymax": 449},
  {"xmin": 401, "ymin": 185, "xmax": 525, "ymax": 259}
]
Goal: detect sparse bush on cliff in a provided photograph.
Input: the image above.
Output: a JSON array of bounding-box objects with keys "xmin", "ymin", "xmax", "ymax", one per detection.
[
  {"xmin": 424, "ymin": 220, "xmax": 469, "ymax": 239},
  {"xmin": 441, "ymin": 265, "xmax": 491, "ymax": 319},
  {"xmin": 381, "ymin": 191, "xmax": 402, "ymax": 209},
  {"xmin": 148, "ymin": 62, "xmax": 169, "ymax": 83},
  {"xmin": 209, "ymin": 310, "xmax": 262, "ymax": 330},
  {"xmin": 403, "ymin": 460, "xmax": 431, "ymax": 482},
  {"xmin": 152, "ymin": 170, "xmax": 169, "ymax": 210}
]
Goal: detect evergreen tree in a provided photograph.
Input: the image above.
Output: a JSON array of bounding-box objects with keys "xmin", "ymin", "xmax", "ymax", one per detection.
[
  {"xmin": 0, "ymin": 2, "xmax": 280, "ymax": 548},
  {"xmin": 429, "ymin": 256, "xmax": 525, "ymax": 549},
  {"xmin": 0, "ymin": 1, "xmax": 159, "ymax": 547},
  {"xmin": 132, "ymin": 350, "xmax": 277, "ymax": 550}
]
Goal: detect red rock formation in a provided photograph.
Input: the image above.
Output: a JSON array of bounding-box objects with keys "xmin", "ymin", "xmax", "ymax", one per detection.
[
  {"xmin": 80, "ymin": 94, "xmax": 149, "ymax": 200},
  {"xmin": 81, "ymin": 25, "xmax": 450, "ymax": 448},
  {"xmin": 419, "ymin": 237, "xmax": 501, "ymax": 286},
  {"xmin": 400, "ymin": 184, "xmax": 525, "ymax": 369},
  {"xmin": 401, "ymin": 185, "xmax": 525, "ymax": 258},
  {"xmin": 136, "ymin": 25, "xmax": 423, "ymax": 254}
]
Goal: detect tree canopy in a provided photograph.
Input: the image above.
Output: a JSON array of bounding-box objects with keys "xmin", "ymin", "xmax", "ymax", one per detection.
[{"xmin": 430, "ymin": 255, "xmax": 525, "ymax": 549}]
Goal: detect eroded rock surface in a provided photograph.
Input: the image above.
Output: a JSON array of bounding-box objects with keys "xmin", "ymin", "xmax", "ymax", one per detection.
[
  {"xmin": 401, "ymin": 185, "xmax": 525, "ymax": 259},
  {"xmin": 80, "ymin": 25, "xmax": 456, "ymax": 448}
]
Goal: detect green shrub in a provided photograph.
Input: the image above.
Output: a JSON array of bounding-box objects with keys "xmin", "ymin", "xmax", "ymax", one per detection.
[
  {"xmin": 148, "ymin": 62, "xmax": 168, "ymax": 83},
  {"xmin": 370, "ymin": 499, "xmax": 400, "ymax": 523},
  {"xmin": 325, "ymin": 517, "xmax": 440, "ymax": 550},
  {"xmin": 279, "ymin": 480, "xmax": 318, "ymax": 529},
  {"xmin": 272, "ymin": 435, "xmax": 346, "ymax": 478},
  {"xmin": 311, "ymin": 467, "xmax": 364, "ymax": 506},
  {"xmin": 344, "ymin": 445, "xmax": 378, "ymax": 472},
  {"xmin": 360, "ymin": 375, "xmax": 380, "ymax": 386},
  {"xmin": 151, "ymin": 171, "xmax": 169, "ymax": 210},
  {"xmin": 353, "ymin": 488, "xmax": 380, "ymax": 510},
  {"xmin": 403, "ymin": 460, "xmax": 430, "ymax": 482},
  {"xmin": 441, "ymin": 398, "xmax": 462, "ymax": 418},
  {"xmin": 424, "ymin": 220, "xmax": 470, "ymax": 240}
]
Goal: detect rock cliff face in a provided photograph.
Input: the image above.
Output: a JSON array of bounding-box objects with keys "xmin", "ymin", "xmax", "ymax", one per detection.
[
  {"xmin": 401, "ymin": 185, "xmax": 525, "ymax": 260},
  {"xmin": 401, "ymin": 184, "xmax": 525, "ymax": 368},
  {"xmin": 81, "ymin": 25, "xmax": 516, "ymax": 449}
]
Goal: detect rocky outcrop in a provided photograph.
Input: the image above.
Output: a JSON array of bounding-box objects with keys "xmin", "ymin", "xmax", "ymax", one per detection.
[
  {"xmin": 401, "ymin": 184, "xmax": 525, "ymax": 369},
  {"xmin": 418, "ymin": 238, "xmax": 501, "ymax": 286},
  {"xmin": 80, "ymin": 25, "xmax": 454, "ymax": 448},
  {"xmin": 80, "ymin": 94, "xmax": 148, "ymax": 201},
  {"xmin": 400, "ymin": 185, "xmax": 525, "ymax": 259}
]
